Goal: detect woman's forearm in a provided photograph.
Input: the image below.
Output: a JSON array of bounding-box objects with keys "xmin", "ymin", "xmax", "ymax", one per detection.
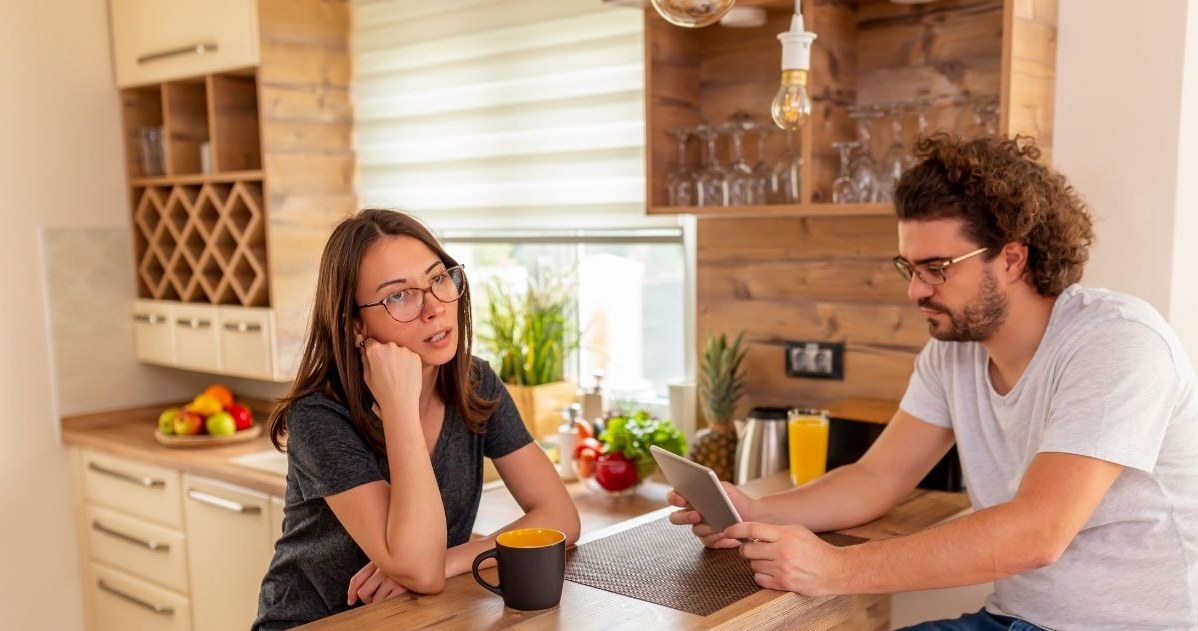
[{"xmin": 379, "ymin": 407, "xmax": 447, "ymax": 591}]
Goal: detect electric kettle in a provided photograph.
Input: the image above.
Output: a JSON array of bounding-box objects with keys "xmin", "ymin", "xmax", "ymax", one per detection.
[{"xmin": 733, "ymin": 406, "xmax": 791, "ymax": 484}]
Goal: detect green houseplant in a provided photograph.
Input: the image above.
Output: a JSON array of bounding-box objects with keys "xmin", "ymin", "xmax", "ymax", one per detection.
[
  {"xmin": 690, "ymin": 331, "xmax": 748, "ymax": 481},
  {"xmin": 479, "ymin": 270, "xmax": 580, "ymax": 439}
]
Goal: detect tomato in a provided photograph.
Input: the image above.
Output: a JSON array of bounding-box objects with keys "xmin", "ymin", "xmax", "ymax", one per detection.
[
  {"xmin": 575, "ymin": 447, "xmax": 598, "ymax": 479},
  {"xmin": 594, "ymin": 452, "xmax": 638, "ymax": 491},
  {"xmin": 575, "ymin": 418, "xmax": 594, "ymax": 441},
  {"xmin": 573, "ymin": 437, "xmax": 602, "ymax": 460}
]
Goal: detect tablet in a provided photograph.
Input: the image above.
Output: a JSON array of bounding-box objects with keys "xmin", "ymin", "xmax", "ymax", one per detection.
[{"xmin": 650, "ymin": 445, "xmax": 742, "ymax": 532}]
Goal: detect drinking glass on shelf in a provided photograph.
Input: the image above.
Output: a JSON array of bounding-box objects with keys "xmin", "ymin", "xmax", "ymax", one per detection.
[
  {"xmin": 773, "ymin": 128, "xmax": 803, "ymax": 204},
  {"xmin": 906, "ymin": 95, "xmax": 936, "ymax": 170},
  {"xmin": 831, "ymin": 141, "xmax": 859, "ymax": 204},
  {"xmin": 847, "ymin": 106, "xmax": 882, "ymax": 203},
  {"xmin": 695, "ymin": 124, "xmax": 727, "ymax": 207},
  {"xmin": 665, "ymin": 127, "xmax": 696, "ymax": 207},
  {"xmin": 748, "ymin": 123, "xmax": 774, "ymax": 205},
  {"xmin": 973, "ymin": 94, "xmax": 1000, "ymax": 136},
  {"xmin": 722, "ymin": 122, "xmax": 755, "ymax": 206},
  {"xmin": 877, "ymin": 103, "xmax": 907, "ymax": 203},
  {"xmin": 137, "ymin": 126, "xmax": 165, "ymax": 177}
]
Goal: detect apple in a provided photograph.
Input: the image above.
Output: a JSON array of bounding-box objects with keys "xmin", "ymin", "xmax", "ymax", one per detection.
[
  {"xmin": 173, "ymin": 410, "xmax": 204, "ymax": 436},
  {"xmin": 225, "ymin": 403, "xmax": 253, "ymax": 431},
  {"xmin": 594, "ymin": 452, "xmax": 638, "ymax": 491},
  {"xmin": 157, "ymin": 407, "xmax": 179, "ymax": 436},
  {"xmin": 205, "ymin": 411, "xmax": 237, "ymax": 436},
  {"xmin": 190, "ymin": 393, "xmax": 223, "ymax": 417}
]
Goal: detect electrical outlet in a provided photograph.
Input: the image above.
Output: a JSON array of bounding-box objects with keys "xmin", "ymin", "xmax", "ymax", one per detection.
[{"xmin": 785, "ymin": 340, "xmax": 845, "ymax": 380}]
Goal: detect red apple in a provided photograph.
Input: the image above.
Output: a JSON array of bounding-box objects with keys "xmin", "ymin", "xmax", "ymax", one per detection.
[
  {"xmin": 226, "ymin": 403, "xmax": 253, "ymax": 431},
  {"xmin": 173, "ymin": 410, "xmax": 204, "ymax": 436},
  {"xmin": 594, "ymin": 452, "xmax": 638, "ymax": 491}
]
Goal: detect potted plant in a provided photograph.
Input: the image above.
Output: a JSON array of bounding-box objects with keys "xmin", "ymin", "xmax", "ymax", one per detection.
[
  {"xmin": 479, "ymin": 270, "xmax": 580, "ymax": 439},
  {"xmin": 691, "ymin": 331, "xmax": 748, "ymax": 481}
]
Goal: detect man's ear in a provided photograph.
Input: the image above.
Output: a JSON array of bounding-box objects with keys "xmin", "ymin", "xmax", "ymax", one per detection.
[{"xmin": 1001, "ymin": 242, "xmax": 1029, "ymax": 281}]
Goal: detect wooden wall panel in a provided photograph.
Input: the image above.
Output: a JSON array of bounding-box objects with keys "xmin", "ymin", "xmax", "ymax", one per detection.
[
  {"xmin": 259, "ymin": 0, "xmax": 356, "ymax": 378},
  {"xmin": 696, "ymin": 214, "xmax": 927, "ymax": 415}
]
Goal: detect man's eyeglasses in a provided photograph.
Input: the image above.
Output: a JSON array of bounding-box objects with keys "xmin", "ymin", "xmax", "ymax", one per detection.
[
  {"xmin": 892, "ymin": 248, "xmax": 988, "ymax": 286},
  {"xmin": 357, "ymin": 265, "xmax": 466, "ymax": 323}
]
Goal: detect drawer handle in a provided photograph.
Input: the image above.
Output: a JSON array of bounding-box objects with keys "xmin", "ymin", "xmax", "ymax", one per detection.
[
  {"xmin": 87, "ymin": 461, "xmax": 166, "ymax": 488},
  {"xmin": 92, "ymin": 521, "xmax": 170, "ymax": 552},
  {"xmin": 133, "ymin": 313, "xmax": 166, "ymax": 325},
  {"xmin": 223, "ymin": 321, "xmax": 263, "ymax": 333},
  {"xmin": 137, "ymin": 42, "xmax": 219, "ymax": 65},
  {"xmin": 176, "ymin": 317, "xmax": 211, "ymax": 329},
  {"xmin": 97, "ymin": 579, "xmax": 174, "ymax": 615},
  {"xmin": 187, "ymin": 489, "xmax": 261, "ymax": 514}
]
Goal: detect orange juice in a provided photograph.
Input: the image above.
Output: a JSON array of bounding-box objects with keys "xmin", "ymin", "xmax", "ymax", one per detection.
[{"xmin": 788, "ymin": 409, "xmax": 829, "ymax": 486}]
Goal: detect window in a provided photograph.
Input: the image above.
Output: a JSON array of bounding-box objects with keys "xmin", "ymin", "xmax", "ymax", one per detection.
[{"xmin": 444, "ymin": 230, "xmax": 686, "ymax": 402}]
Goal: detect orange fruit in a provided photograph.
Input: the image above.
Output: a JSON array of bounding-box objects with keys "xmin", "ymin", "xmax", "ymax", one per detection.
[{"xmin": 203, "ymin": 384, "xmax": 234, "ymax": 409}]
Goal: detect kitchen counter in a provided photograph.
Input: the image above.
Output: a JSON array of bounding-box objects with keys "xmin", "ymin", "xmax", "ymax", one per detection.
[{"xmin": 62, "ymin": 403, "xmax": 287, "ymax": 496}]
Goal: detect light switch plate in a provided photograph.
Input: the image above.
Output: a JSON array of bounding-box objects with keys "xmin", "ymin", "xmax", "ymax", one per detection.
[{"xmin": 785, "ymin": 340, "xmax": 845, "ymax": 380}]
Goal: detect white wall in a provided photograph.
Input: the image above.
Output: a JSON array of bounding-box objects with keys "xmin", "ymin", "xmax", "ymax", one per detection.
[
  {"xmin": 1, "ymin": 1, "xmax": 130, "ymax": 629},
  {"xmin": 1054, "ymin": 0, "xmax": 1198, "ymax": 358}
]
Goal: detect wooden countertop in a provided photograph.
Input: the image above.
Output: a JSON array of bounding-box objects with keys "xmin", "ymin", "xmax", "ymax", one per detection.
[
  {"xmin": 301, "ymin": 473, "xmax": 971, "ymax": 631},
  {"xmin": 61, "ymin": 403, "xmax": 288, "ymax": 497}
]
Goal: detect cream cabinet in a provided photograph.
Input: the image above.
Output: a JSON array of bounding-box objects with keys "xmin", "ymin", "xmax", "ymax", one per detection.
[
  {"xmin": 89, "ymin": 563, "xmax": 193, "ymax": 631},
  {"xmin": 182, "ymin": 475, "xmax": 274, "ymax": 631},
  {"xmin": 109, "ymin": 0, "xmax": 260, "ymax": 88},
  {"xmin": 132, "ymin": 299, "xmax": 281, "ymax": 380}
]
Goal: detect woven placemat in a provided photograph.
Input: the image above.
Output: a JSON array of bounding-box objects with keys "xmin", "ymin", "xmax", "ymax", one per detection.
[{"xmin": 564, "ymin": 517, "xmax": 867, "ymax": 616}]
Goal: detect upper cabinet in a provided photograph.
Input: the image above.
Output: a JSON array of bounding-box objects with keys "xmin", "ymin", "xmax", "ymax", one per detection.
[
  {"xmin": 113, "ymin": 0, "xmax": 356, "ymax": 381},
  {"xmin": 110, "ymin": 0, "xmax": 261, "ymax": 87},
  {"xmin": 640, "ymin": 0, "xmax": 1058, "ymax": 216}
]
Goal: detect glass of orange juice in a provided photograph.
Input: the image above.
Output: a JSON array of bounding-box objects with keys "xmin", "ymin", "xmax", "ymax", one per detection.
[{"xmin": 788, "ymin": 408, "xmax": 829, "ymax": 486}]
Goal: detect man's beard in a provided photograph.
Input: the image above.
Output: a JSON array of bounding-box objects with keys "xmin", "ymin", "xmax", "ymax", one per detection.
[{"xmin": 919, "ymin": 268, "xmax": 1008, "ymax": 342}]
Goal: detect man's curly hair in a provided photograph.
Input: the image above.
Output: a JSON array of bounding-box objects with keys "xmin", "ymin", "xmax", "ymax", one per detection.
[{"xmin": 894, "ymin": 134, "xmax": 1094, "ymax": 297}]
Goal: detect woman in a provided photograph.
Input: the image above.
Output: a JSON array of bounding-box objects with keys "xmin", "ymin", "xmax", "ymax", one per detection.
[{"xmin": 254, "ymin": 209, "xmax": 580, "ymax": 630}]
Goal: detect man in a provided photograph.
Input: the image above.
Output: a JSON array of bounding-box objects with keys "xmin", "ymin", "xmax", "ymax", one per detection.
[{"xmin": 670, "ymin": 135, "xmax": 1198, "ymax": 630}]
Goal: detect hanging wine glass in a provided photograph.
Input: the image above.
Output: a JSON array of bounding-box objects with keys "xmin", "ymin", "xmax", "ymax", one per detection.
[
  {"xmin": 666, "ymin": 127, "xmax": 696, "ymax": 207},
  {"xmin": 973, "ymin": 94, "xmax": 1000, "ymax": 136},
  {"xmin": 847, "ymin": 106, "xmax": 882, "ymax": 203},
  {"xmin": 772, "ymin": 128, "xmax": 803, "ymax": 204},
  {"xmin": 650, "ymin": 0, "xmax": 738, "ymax": 28},
  {"xmin": 695, "ymin": 124, "xmax": 727, "ymax": 207},
  {"xmin": 905, "ymin": 95, "xmax": 935, "ymax": 170},
  {"xmin": 831, "ymin": 141, "xmax": 859, "ymax": 204},
  {"xmin": 877, "ymin": 103, "xmax": 907, "ymax": 203},
  {"xmin": 747, "ymin": 122, "xmax": 773, "ymax": 205},
  {"xmin": 722, "ymin": 121, "xmax": 755, "ymax": 206}
]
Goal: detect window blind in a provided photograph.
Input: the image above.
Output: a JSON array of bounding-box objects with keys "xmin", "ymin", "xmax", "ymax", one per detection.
[{"xmin": 352, "ymin": 0, "xmax": 674, "ymax": 230}]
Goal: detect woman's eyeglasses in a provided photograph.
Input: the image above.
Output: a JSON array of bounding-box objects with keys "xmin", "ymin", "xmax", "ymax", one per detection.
[{"xmin": 357, "ymin": 265, "xmax": 466, "ymax": 323}]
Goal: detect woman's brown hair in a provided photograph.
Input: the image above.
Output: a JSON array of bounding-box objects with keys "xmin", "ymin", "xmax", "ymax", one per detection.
[
  {"xmin": 894, "ymin": 134, "xmax": 1095, "ymax": 296},
  {"xmin": 267, "ymin": 209, "xmax": 498, "ymax": 455}
]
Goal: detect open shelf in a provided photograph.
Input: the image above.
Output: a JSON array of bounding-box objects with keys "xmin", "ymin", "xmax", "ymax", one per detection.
[
  {"xmin": 649, "ymin": 202, "xmax": 893, "ymax": 218},
  {"xmin": 130, "ymin": 169, "xmax": 263, "ymax": 187},
  {"xmin": 644, "ymin": 0, "xmax": 1056, "ymax": 216}
]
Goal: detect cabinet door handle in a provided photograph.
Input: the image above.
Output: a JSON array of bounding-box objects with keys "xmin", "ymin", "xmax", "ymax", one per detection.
[
  {"xmin": 176, "ymin": 317, "xmax": 211, "ymax": 329},
  {"xmin": 92, "ymin": 521, "xmax": 170, "ymax": 552},
  {"xmin": 133, "ymin": 313, "xmax": 166, "ymax": 325},
  {"xmin": 187, "ymin": 489, "xmax": 261, "ymax": 514},
  {"xmin": 137, "ymin": 42, "xmax": 219, "ymax": 65},
  {"xmin": 223, "ymin": 321, "xmax": 263, "ymax": 333},
  {"xmin": 97, "ymin": 579, "xmax": 174, "ymax": 615},
  {"xmin": 87, "ymin": 461, "xmax": 166, "ymax": 488}
]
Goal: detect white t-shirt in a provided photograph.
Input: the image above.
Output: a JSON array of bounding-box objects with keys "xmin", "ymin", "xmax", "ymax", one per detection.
[{"xmin": 900, "ymin": 285, "xmax": 1198, "ymax": 630}]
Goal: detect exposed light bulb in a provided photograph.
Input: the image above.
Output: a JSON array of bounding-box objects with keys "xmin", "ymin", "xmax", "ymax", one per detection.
[
  {"xmin": 771, "ymin": 70, "xmax": 812, "ymax": 130},
  {"xmin": 772, "ymin": 3, "xmax": 817, "ymax": 130},
  {"xmin": 650, "ymin": 0, "xmax": 737, "ymax": 28}
]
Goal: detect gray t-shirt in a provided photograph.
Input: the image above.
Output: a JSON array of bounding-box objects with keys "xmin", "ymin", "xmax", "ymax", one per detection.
[
  {"xmin": 253, "ymin": 358, "xmax": 533, "ymax": 630},
  {"xmin": 901, "ymin": 285, "xmax": 1198, "ymax": 630}
]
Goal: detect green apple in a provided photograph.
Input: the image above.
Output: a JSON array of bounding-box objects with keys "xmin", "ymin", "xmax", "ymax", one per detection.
[
  {"xmin": 205, "ymin": 411, "xmax": 237, "ymax": 436},
  {"xmin": 174, "ymin": 410, "xmax": 204, "ymax": 436},
  {"xmin": 157, "ymin": 407, "xmax": 179, "ymax": 436}
]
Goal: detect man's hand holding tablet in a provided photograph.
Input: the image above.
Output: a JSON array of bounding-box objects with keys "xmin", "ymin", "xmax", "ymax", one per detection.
[{"xmin": 652, "ymin": 446, "xmax": 756, "ymax": 548}]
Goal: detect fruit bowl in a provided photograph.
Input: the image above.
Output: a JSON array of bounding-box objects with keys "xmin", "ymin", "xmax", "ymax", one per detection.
[
  {"xmin": 584, "ymin": 455, "xmax": 653, "ymax": 497},
  {"xmin": 154, "ymin": 424, "xmax": 261, "ymax": 448},
  {"xmin": 584, "ymin": 475, "xmax": 642, "ymax": 498}
]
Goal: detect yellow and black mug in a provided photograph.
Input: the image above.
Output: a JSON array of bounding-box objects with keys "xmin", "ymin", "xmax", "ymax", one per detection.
[{"xmin": 471, "ymin": 528, "xmax": 566, "ymax": 610}]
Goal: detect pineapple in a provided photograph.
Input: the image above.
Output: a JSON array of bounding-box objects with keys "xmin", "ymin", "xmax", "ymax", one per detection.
[{"xmin": 690, "ymin": 331, "xmax": 747, "ymax": 481}]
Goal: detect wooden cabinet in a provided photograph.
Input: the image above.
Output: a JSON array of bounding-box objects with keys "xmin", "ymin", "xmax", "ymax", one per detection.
[
  {"xmin": 114, "ymin": 0, "xmax": 355, "ymax": 382},
  {"xmin": 641, "ymin": 0, "xmax": 1058, "ymax": 216},
  {"xmin": 110, "ymin": 0, "xmax": 260, "ymax": 88},
  {"xmin": 73, "ymin": 449, "xmax": 284, "ymax": 631},
  {"xmin": 182, "ymin": 475, "xmax": 274, "ymax": 631}
]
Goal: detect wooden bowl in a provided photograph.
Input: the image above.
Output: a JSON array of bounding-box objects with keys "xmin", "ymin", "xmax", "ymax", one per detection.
[{"xmin": 154, "ymin": 424, "xmax": 262, "ymax": 448}]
